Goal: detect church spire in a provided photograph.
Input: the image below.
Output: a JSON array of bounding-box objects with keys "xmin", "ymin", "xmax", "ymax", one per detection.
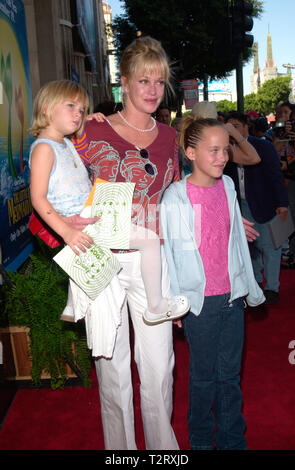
[
  {"xmin": 266, "ymin": 29, "xmax": 275, "ymax": 68},
  {"xmin": 253, "ymin": 42, "xmax": 259, "ymax": 74},
  {"xmin": 251, "ymin": 42, "xmax": 260, "ymax": 93}
]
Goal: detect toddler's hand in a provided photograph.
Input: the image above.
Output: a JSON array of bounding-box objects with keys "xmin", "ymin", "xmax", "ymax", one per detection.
[{"xmin": 63, "ymin": 227, "xmax": 94, "ymax": 255}]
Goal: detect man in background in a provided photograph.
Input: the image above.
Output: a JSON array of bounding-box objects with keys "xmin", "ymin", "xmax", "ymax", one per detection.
[
  {"xmin": 156, "ymin": 104, "xmax": 171, "ymax": 126},
  {"xmin": 224, "ymin": 111, "xmax": 288, "ymax": 305}
]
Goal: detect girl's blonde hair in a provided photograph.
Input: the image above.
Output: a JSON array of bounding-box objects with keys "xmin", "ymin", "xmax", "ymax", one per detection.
[
  {"xmin": 30, "ymin": 80, "xmax": 89, "ymax": 137},
  {"xmin": 179, "ymin": 115, "xmax": 224, "ymax": 153},
  {"xmin": 120, "ymin": 36, "xmax": 172, "ymax": 91}
]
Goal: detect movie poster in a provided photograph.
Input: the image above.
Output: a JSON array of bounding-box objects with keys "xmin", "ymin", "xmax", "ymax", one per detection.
[{"xmin": 0, "ymin": 0, "xmax": 33, "ymax": 276}]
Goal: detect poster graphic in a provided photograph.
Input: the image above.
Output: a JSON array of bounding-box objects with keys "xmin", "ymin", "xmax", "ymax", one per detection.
[
  {"xmin": 181, "ymin": 79, "xmax": 199, "ymax": 110},
  {"xmin": 0, "ymin": 0, "xmax": 33, "ymax": 275}
]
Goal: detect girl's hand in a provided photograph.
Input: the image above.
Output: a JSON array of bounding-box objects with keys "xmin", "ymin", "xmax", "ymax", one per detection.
[
  {"xmin": 62, "ymin": 226, "xmax": 94, "ymax": 255},
  {"xmin": 242, "ymin": 217, "xmax": 259, "ymax": 242},
  {"xmin": 86, "ymin": 112, "xmax": 106, "ymax": 122}
]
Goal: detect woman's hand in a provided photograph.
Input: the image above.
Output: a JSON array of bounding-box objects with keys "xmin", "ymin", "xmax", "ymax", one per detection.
[
  {"xmin": 86, "ymin": 112, "xmax": 106, "ymax": 122},
  {"xmin": 242, "ymin": 217, "xmax": 259, "ymax": 242},
  {"xmin": 64, "ymin": 214, "xmax": 99, "ymax": 231}
]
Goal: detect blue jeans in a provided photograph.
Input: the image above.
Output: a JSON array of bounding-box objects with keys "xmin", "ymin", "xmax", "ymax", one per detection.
[
  {"xmin": 182, "ymin": 294, "xmax": 246, "ymax": 450},
  {"xmin": 241, "ymin": 199, "xmax": 281, "ymax": 292}
]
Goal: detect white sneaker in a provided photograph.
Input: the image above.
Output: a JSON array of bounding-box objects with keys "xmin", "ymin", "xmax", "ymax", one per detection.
[{"xmin": 143, "ymin": 295, "xmax": 190, "ymax": 326}]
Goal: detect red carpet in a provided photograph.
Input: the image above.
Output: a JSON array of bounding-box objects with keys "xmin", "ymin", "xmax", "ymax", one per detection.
[{"xmin": 0, "ymin": 269, "xmax": 295, "ymax": 450}]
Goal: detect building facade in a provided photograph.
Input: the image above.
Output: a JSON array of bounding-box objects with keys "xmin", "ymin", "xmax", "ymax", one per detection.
[
  {"xmin": 23, "ymin": 0, "xmax": 111, "ymax": 107},
  {"xmin": 102, "ymin": 1, "xmax": 117, "ymax": 85}
]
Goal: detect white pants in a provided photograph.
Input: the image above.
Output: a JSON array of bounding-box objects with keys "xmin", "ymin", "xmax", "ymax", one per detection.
[{"xmin": 94, "ymin": 248, "xmax": 179, "ymax": 450}]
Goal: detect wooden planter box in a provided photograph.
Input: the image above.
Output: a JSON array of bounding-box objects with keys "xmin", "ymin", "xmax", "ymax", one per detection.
[{"xmin": 0, "ymin": 326, "xmax": 76, "ymax": 382}]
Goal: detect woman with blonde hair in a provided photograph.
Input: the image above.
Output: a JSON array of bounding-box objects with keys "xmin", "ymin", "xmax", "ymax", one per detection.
[{"xmin": 74, "ymin": 36, "xmax": 181, "ymax": 450}]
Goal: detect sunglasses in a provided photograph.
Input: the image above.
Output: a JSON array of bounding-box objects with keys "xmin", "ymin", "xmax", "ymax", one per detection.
[{"xmin": 138, "ymin": 148, "xmax": 155, "ymax": 175}]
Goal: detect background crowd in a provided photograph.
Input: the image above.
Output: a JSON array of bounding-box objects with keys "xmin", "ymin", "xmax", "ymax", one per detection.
[{"xmin": 156, "ymin": 100, "xmax": 294, "ymax": 307}]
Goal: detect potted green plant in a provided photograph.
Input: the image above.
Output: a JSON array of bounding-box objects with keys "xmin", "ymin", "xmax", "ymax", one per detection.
[{"xmin": 0, "ymin": 240, "xmax": 91, "ymax": 389}]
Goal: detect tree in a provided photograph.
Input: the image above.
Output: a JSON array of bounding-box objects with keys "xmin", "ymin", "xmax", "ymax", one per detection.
[
  {"xmin": 255, "ymin": 76, "xmax": 292, "ymax": 115},
  {"xmin": 112, "ymin": 0, "xmax": 263, "ymax": 82},
  {"xmin": 216, "ymin": 100, "xmax": 237, "ymax": 114},
  {"xmin": 244, "ymin": 92, "xmax": 258, "ymax": 112}
]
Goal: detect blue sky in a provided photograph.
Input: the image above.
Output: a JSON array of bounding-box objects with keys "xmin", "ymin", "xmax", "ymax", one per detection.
[{"xmin": 106, "ymin": 0, "xmax": 295, "ymax": 99}]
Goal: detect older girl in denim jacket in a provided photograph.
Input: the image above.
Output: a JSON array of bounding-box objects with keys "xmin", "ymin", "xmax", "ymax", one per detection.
[{"xmin": 160, "ymin": 117, "xmax": 265, "ymax": 450}]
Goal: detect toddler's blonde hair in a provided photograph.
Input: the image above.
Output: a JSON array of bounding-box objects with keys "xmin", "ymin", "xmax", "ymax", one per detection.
[{"xmin": 30, "ymin": 80, "xmax": 89, "ymax": 137}]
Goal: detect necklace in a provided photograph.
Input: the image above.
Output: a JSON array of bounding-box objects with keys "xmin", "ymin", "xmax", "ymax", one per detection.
[{"xmin": 117, "ymin": 110, "xmax": 156, "ymax": 132}]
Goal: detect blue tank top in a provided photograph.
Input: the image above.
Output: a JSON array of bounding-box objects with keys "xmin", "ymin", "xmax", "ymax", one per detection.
[{"xmin": 29, "ymin": 137, "xmax": 92, "ymax": 217}]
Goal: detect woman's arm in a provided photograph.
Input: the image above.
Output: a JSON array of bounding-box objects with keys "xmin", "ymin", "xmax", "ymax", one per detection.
[
  {"xmin": 86, "ymin": 112, "xmax": 106, "ymax": 122},
  {"xmin": 30, "ymin": 143, "xmax": 93, "ymax": 255},
  {"xmin": 225, "ymin": 122, "xmax": 261, "ymax": 165}
]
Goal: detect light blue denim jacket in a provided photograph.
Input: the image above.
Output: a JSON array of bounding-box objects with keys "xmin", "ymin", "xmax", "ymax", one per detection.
[{"xmin": 160, "ymin": 175, "xmax": 265, "ymax": 316}]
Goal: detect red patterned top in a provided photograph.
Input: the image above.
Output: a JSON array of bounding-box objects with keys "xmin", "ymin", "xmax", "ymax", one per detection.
[{"xmin": 73, "ymin": 119, "xmax": 180, "ymax": 233}]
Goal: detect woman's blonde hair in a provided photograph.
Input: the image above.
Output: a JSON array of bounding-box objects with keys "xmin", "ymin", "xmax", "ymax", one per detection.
[
  {"xmin": 120, "ymin": 36, "xmax": 172, "ymax": 91},
  {"xmin": 179, "ymin": 115, "xmax": 224, "ymax": 153},
  {"xmin": 30, "ymin": 80, "xmax": 89, "ymax": 137}
]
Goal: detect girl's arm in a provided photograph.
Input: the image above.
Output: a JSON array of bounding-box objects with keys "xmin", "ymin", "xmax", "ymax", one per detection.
[
  {"xmin": 30, "ymin": 143, "xmax": 93, "ymax": 255},
  {"xmin": 225, "ymin": 123, "xmax": 261, "ymax": 165}
]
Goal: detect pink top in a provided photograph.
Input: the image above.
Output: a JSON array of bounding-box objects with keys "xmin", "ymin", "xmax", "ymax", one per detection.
[{"xmin": 187, "ymin": 178, "xmax": 231, "ymax": 296}]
